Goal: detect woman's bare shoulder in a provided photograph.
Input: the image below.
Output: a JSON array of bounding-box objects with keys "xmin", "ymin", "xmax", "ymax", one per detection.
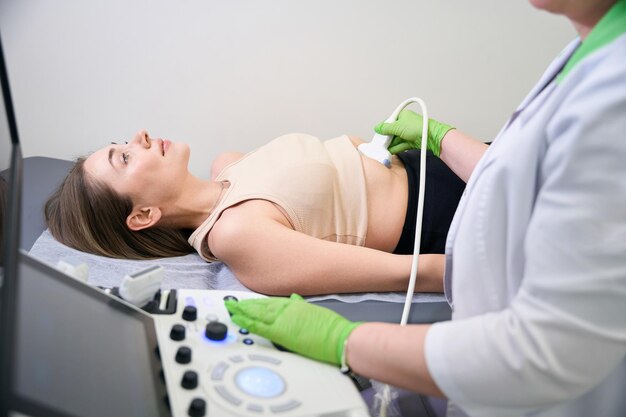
[{"xmin": 208, "ymin": 200, "xmax": 293, "ymax": 257}]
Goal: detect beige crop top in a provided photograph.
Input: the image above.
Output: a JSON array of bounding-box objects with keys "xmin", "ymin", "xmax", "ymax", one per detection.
[{"xmin": 188, "ymin": 133, "xmax": 368, "ymax": 262}]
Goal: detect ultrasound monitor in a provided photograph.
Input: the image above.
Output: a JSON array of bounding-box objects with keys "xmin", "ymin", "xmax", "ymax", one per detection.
[
  {"xmin": 0, "ymin": 29, "xmax": 170, "ymax": 417},
  {"xmin": 0, "ymin": 25, "xmax": 19, "ymax": 286},
  {"xmin": 9, "ymin": 252, "xmax": 171, "ymax": 417},
  {"xmin": 0, "ymin": 51, "xmax": 10, "ymax": 262},
  {"xmin": 1, "ymin": 26, "xmax": 24, "ymax": 417}
]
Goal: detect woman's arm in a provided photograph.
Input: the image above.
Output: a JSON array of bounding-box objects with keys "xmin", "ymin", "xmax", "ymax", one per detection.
[
  {"xmin": 209, "ymin": 200, "xmax": 444, "ymax": 295},
  {"xmin": 439, "ymin": 130, "xmax": 489, "ymax": 183}
]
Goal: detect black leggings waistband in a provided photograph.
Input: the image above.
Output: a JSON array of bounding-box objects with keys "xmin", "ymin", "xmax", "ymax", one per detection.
[{"xmin": 393, "ymin": 150, "xmax": 465, "ymax": 255}]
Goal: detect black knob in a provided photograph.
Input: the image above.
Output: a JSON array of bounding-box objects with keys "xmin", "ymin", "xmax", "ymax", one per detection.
[
  {"xmin": 182, "ymin": 306, "xmax": 197, "ymax": 321},
  {"xmin": 181, "ymin": 370, "xmax": 198, "ymax": 390},
  {"xmin": 170, "ymin": 324, "xmax": 186, "ymax": 341},
  {"xmin": 223, "ymin": 295, "xmax": 238, "ymax": 302},
  {"xmin": 205, "ymin": 321, "xmax": 228, "ymax": 341},
  {"xmin": 176, "ymin": 346, "xmax": 192, "ymax": 364},
  {"xmin": 188, "ymin": 398, "xmax": 206, "ymax": 417}
]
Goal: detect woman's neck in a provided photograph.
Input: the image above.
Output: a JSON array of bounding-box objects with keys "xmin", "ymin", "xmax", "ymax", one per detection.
[{"xmin": 162, "ymin": 174, "xmax": 226, "ymax": 230}]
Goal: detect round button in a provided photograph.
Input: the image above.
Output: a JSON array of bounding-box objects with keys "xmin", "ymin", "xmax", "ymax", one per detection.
[
  {"xmin": 235, "ymin": 366, "xmax": 285, "ymax": 398},
  {"xmin": 176, "ymin": 346, "xmax": 192, "ymax": 364},
  {"xmin": 187, "ymin": 398, "xmax": 206, "ymax": 417},
  {"xmin": 181, "ymin": 370, "xmax": 198, "ymax": 390},
  {"xmin": 205, "ymin": 321, "xmax": 228, "ymax": 341},
  {"xmin": 170, "ymin": 324, "xmax": 186, "ymax": 341},
  {"xmin": 243, "ymin": 338, "xmax": 254, "ymax": 345},
  {"xmin": 238, "ymin": 328, "xmax": 249, "ymax": 335},
  {"xmin": 182, "ymin": 306, "xmax": 197, "ymax": 321},
  {"xmin": 223, "ymin": 295, "xmax": 239, "ymax": 302}
]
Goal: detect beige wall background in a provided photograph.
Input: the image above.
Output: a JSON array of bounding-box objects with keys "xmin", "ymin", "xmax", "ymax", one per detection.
[{"xmin": 1, "ymin": 0, "xmax": 574, "ymax": 177}]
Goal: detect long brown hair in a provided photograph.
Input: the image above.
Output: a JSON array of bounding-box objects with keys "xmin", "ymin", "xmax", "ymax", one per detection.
[{"xmin": 45, "ymin": 157, "xmax": 194, "ymax": 259}]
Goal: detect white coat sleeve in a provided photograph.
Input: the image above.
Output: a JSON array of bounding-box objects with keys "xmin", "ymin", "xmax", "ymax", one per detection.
[{"xmin": 424, "ymin": 53, "xmax": 626, "ymax": 415}]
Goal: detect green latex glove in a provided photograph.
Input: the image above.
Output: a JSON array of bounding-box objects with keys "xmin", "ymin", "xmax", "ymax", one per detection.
[
  {"xmin": 225, "ymin": 294, "xmax": 361, "ymax": 366},
  {"xmin": 374, "ymin": 109, "xmax": 455, "ymax": 157}
]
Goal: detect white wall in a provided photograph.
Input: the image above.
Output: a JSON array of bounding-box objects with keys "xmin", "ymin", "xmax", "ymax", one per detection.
[{"xmin": 1, "ymin": 0, "xmax": 574, "ymax": 177}]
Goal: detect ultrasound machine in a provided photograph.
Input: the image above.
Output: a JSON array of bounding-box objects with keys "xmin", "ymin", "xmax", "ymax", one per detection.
[{"xmin": 0, "ymin": 33, "xmax": 369, "ymax": 417}]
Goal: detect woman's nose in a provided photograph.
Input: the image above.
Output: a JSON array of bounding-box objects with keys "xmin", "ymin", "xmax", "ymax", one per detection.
[{"xmin": 131, "ymin": 129, "xmax": 151, "ymax": 148}]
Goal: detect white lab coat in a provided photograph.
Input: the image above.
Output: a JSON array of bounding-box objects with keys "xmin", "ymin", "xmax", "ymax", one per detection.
[{"xmin": 424, "ymin": 34, "xmax": 626, "ymax": 417}]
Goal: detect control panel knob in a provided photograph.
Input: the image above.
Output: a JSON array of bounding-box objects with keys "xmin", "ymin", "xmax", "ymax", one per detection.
[
  {"xmin": 182, "ymin": 305, "xmax": 197, "ymax": 321},
  {"xmin": 181, "ymin": 370, "xmax": 199, "ymax": 390},
  {"xmin": 188, "ymin": 398, "xmax": 206, "ymax": 417},
  {"xmin": 170, "ymin": 324, "xmax": 186, "ymax": 341},
  {"xmin": 176, "ymin": 346, "xmax": 192, "ymax": 364},
  {"xmin": 205, "ymin": 321, "xmax": 228, "ymax": 341}
]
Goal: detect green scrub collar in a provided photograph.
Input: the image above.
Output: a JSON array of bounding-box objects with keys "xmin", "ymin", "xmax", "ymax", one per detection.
[{"xmin": 557, "ymin": 0, "xmax": 626, "ymax": 83}]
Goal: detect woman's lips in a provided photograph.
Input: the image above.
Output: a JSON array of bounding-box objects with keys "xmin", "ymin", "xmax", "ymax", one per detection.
[{"xmin": 162, "ymin": 139, "xmax": 171, "ymax": 155}]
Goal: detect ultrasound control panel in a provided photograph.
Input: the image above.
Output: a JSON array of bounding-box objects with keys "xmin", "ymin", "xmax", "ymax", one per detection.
[{"xmin": 153, "ymin": 289, "xmax": 369, "ymax": 417}]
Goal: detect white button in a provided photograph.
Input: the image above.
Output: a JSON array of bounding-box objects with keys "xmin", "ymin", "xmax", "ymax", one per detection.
[{"xmin": 234, "ymin": 367, "xmax": 285, "ymax": 398}]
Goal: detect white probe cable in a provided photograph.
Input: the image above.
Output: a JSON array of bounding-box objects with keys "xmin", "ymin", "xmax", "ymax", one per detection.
[
  {"xmin": 400, "ymin": 98, "xmax": 428, "ymax": 326},
  {"xmin": 359, "ymin": 96, "xmax": 429, "ymax": 325},
  {"xmin": 361, "ymin": 98, "xmax": 429, "ymax": 417}
]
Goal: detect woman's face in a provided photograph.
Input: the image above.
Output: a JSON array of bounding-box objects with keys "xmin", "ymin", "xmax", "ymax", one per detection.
[{"xmin": 84, "ymin": 129, "xmax": 191, "ymax": 207}]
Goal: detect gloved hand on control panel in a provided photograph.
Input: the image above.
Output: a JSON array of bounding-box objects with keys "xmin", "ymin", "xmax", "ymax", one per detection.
[{"xmin": 225, "ymin": 293, "xmax": 362, "ymax": 366}]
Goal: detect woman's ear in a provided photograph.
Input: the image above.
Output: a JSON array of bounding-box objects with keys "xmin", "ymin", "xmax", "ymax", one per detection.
[{"xmin": 126, "ymin": 207, "xmax": 162, "ymax": 231}]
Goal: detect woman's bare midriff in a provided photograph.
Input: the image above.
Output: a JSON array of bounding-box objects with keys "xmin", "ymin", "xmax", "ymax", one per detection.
[{"xmin": 347, "ymin": 136, "xmax": 409, "ymax": 252}]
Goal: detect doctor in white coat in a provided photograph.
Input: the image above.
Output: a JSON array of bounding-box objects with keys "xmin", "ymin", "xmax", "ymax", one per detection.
[{"xmin": 225, "ymin": 1, "xmax": 626, "ymax": 416}]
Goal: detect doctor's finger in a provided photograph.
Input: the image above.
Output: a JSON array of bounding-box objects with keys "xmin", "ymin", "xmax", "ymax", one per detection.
[{"xmin": 227, "ymin": 299, "xmax": 286, "ymax": 324}]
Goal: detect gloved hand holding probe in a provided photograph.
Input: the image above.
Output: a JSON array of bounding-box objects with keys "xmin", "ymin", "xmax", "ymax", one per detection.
[
  {"xmin": 225, "ymin": 294, "xmax": 362, "ymax": 366},
  {"xmin": 375, "ymin": 109, "xmax": 455, "ymax": 157}
]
